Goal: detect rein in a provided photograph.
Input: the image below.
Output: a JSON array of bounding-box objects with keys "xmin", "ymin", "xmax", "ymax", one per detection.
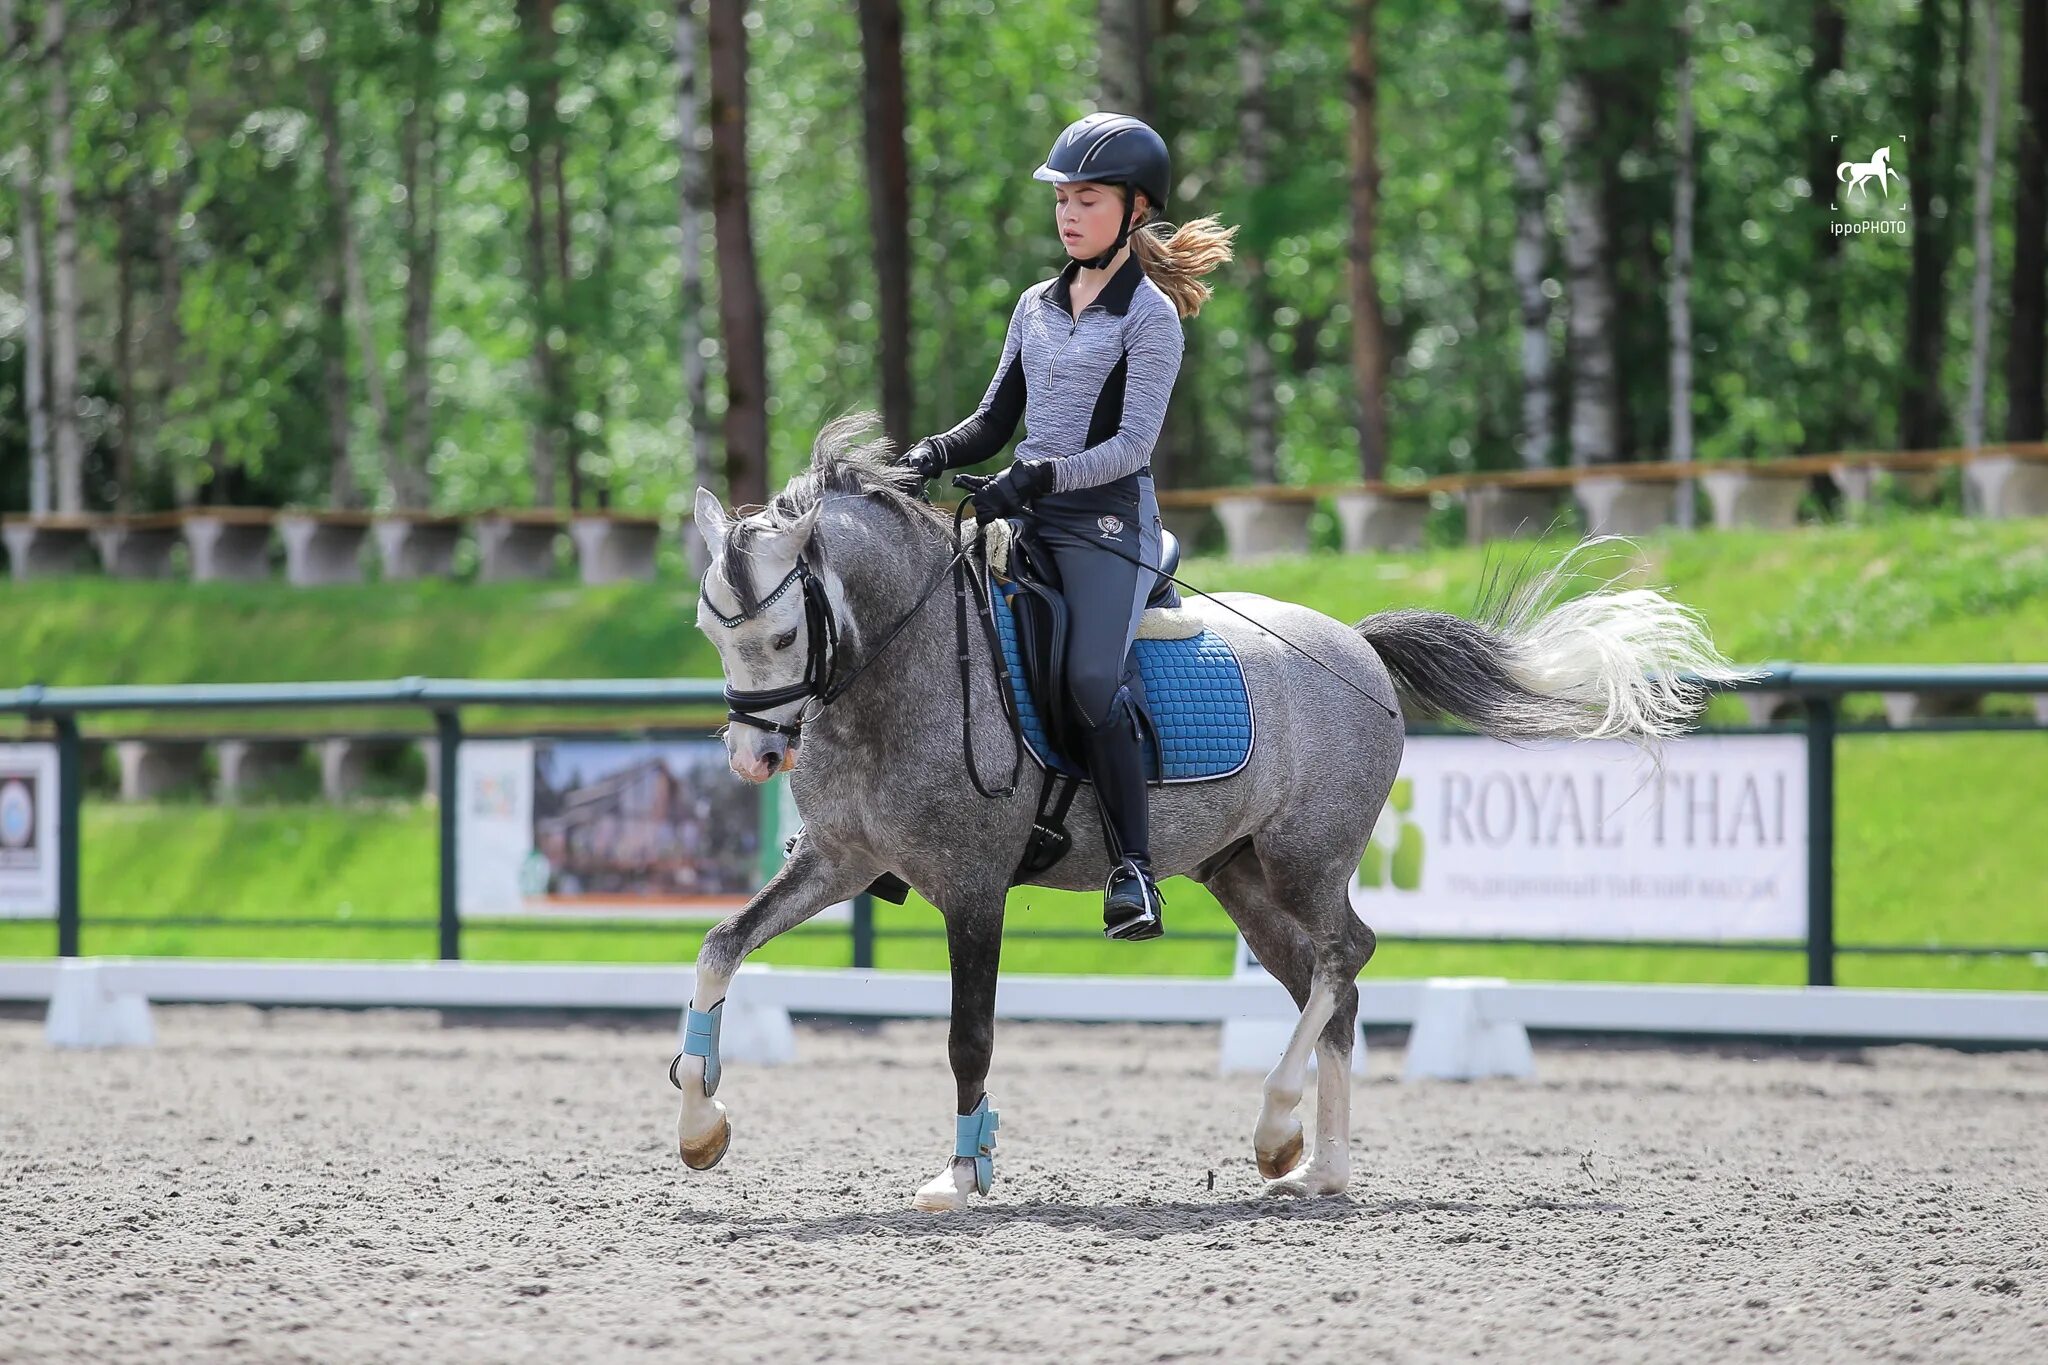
[{"xmin": 950, "ymin": 473, "xmax": 1402, "ymax": 722}]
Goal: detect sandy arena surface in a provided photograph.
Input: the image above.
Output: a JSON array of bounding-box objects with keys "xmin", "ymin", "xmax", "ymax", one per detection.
[{"xmin": 2, "ymin": 1006, "xmax": 2044, "ymax": 1363}]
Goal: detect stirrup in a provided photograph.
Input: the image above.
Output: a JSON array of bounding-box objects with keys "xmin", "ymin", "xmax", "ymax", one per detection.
[{"xmin": 1102, "ymin": 859, "xmax": 1165, "ymax": 942}]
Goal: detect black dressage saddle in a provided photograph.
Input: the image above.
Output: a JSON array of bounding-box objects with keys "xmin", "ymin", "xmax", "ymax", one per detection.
[{"xmin": 855, "ymin": 518, "xmax": 1183, "ymax": 904}]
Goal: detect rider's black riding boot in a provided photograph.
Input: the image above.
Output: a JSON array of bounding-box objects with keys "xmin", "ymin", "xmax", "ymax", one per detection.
[{"xmin": 1079, "ymin": 688, "xmax": 1165, "ymax": 942}]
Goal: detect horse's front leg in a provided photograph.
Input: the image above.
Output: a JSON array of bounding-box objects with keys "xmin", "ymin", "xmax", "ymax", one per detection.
[
  {"xmin": 675, "ymin": 831, "xmax": 879, "ymax": 1169},
  {"xmin": 912, "ymin": 895, "xmax": 1006, "ymax": 1213}
]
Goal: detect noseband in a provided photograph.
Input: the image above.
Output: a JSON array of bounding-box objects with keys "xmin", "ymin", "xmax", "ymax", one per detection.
[{"xmin": 702, "ymin": 558, "xmax": 842, "ymax": 741}]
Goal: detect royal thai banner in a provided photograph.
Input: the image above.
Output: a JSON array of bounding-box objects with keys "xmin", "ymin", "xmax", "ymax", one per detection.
[
  {"xmin": 455, "ymin": 738, "xmax": 845, "ymax": 921},
  {"xmin": 1348, "ymin": 734, "xmax": 1808, "ymax": 941},
  {"xmin": 0, "ymin": 743, "xmax": 59, "ymax": 919}
]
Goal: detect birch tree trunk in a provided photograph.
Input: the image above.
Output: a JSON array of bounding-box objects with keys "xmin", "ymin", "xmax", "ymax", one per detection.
[
  {"xmin": 1348, "ymin": 0, "xmax": 1389, "ymax": 482},
  {"xmin": 3, "ymin": 0, "xmax": 52, "ymax": 515},
  {"xmin": 2006, "ymin": 0, "xmax": 2046, "ymax": 442},
  {"xmin": 1670, "ymin": 7, "xmax": 1697, "ymax": 525},
  {"xmin": 1505, "ymin": 0, "xmax": 1554, "ymax": 470},
  {"xmin": 550, "ymin": 116, "xmax": 581, "ymax": 509},
  {"xmin": 519, "ymin": 0, "xmax": 562, "ymax": 506},
  {"xmin": 1239, "ymin": 0, "xmax": 1277, "ymax": 485},
  {"xmin": 675, "ymin": 0, "xmax": 716, "ymax": 548},
  {"xmin": 398, "ymin": 0, "xmax": 444, "ymax": 508},
  {"xmin": 856, "ymin": 0, "xmax": 913, "ymax": 453},
  {"xmin": 1554, "ymin": 0, "xmax": 1620, "ymax": 467},
  {"xmin": 42, "ymin": 0, "xmax": 84, "ymax": 511},
  {"xmin": 310, "ymin": 57, "xmax": 392, "ymax": 502},
  {"xmin": 318, "ymin": 234, "xmax": 357, "ymax": 507},
  {"xmin": 115, "ymin": 192, "xmax": 138, "ymax": 510},
  {"xmin": 1964, "ymin": 0, "xmax": 2002, "ymax": 449},
  {"xmin": 708, "ymin": 0, "xmax": 769, "ymax": 508}
]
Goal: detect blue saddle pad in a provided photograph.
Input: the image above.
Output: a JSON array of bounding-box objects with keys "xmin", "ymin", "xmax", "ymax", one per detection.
[{"xmin": 987, "ymin": 577, "xmax": 1254, "ymax": 783}]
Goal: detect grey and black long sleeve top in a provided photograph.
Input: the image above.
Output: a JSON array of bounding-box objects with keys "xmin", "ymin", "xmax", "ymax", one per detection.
[{"xmin": 920, "ymin": 251, "xmax": 1185, "ymax": 494}]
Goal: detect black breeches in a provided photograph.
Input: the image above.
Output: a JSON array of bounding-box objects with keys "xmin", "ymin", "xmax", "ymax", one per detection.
[{"xmin": 1027, "ymin": 473, "xmax": 1163, "ymax": 729}]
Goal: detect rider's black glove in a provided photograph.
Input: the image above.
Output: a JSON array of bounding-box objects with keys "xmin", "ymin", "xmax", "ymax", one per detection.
[
  {"xmin": 962, "ymin": 459, "xmax": 1055, "ymax": 526},
  {"xmin": 898, "ymin": 439, "xmax": 947, "ymax": 481}
]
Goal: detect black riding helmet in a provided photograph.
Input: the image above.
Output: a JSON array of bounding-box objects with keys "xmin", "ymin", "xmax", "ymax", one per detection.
[{"xmin": 1032, "ymin": 113, "xmax": 1171, "ymax": 270}]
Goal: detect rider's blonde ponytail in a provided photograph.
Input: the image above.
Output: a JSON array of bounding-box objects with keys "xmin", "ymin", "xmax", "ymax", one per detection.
[{"xmin": 1127, "ymin": 198, "xmax": 1237, "ymax": 320}]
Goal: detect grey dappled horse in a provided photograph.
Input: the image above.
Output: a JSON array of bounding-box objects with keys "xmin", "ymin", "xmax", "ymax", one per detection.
[{"xmin": 677, "ymin": 414, "xmax": 1749, "ymax": 1211}]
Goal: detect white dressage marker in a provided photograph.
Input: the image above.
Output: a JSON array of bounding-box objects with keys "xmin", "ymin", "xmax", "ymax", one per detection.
[
  {"xmin": 1401, "ymin": 977, "xmax": 1535, "ymax": 1082},
  {"xmin": 675, "ymin": 992, "xmax": 795, "ymax": 1067},
  {"xmin": 10, "ymin": 960, "xmax": 2048, "ymax": 1076},
  {"xmin": 44, "ymin": 960, "xmax": 155, "ymax": 1049},
  {"xmin": 1218, "ymin": 937, "xmax": 1366, "ymax": 1075}
]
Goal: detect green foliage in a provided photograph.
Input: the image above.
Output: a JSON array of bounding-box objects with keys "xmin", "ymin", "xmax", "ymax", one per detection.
[{"xmin": 0, "ymin": 0, "xmax": 2029, "ymax": 516}]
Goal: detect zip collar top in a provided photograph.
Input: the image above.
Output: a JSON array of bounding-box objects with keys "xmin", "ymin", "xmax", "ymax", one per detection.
[{"xmin": 919, "ymin": 251, "xmax": 1186, "ymax": 496}]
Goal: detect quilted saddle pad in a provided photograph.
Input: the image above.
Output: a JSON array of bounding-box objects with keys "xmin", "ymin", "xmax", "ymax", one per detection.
[{"xmin": 987, "ymin": 577, "xmax": 1254, "ymax": 783}]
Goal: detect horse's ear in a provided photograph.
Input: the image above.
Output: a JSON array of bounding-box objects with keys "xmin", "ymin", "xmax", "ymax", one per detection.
[
  {"xmin": 788, "ymin": 502, "xmax": 820, "ymax": 547},
  {"xmin": 754, "ymin": 501, "xmax": 820, "ymax": 567},
  {"xmin": 693, "ymin": 486, "xmax": 730, "ymax": 559}
]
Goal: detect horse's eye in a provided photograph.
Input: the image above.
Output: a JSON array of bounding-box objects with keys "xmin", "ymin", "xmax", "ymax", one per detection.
[{"xmin": 773, "ymin": 628, "xmax": 798, "ymax": 651}]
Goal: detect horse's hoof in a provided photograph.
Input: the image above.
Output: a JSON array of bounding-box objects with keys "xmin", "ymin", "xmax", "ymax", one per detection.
[
  {"xmin": 680, "ymin": 1115, "xmax": 732, "ymax": 1170},
  {"xmin": 911, "ymin": 1161, "xmax": 974, "ymax": 1213},
  {"xmin": 1265, "ymin": 1165, "xmax": 1349, "ymax": 1198},
  {"xmin": 1255, "ymin": 1124, "xmax": 1305, "ymax": 1181},
  {"xmin": 911, "ymin": 1185, "xmax": 969, "ymax": 1214}
]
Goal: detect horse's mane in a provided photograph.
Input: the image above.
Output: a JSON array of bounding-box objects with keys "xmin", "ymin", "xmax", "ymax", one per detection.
[{"xmin": 713, "ymin": 410, "xmax": 955, "ymax": 613}]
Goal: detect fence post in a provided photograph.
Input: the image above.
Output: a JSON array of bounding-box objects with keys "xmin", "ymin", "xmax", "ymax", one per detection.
[
  {"xmin": 851, "ymin": 892, "xmax": 875, "ymax": 969},
  {"xmin": 54, "ymin": 715, "xmax": 81, "ymax": 958},
  {"xmin": 435, "ymin": 710, "xmax": 462, "ymax": 961},
  {"xmin": 1805, "ymin": 695, "xmax": 1836, "ymax": 988}
]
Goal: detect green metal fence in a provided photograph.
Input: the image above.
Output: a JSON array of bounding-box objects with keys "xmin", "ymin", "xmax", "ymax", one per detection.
[{"xmin": 4, "ymin": 663, "xmax": 2046, "ymax": 985}]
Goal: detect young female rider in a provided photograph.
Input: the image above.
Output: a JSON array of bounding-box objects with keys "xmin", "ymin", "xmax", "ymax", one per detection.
[{"xmin": 897, "ymin": 112, "xmax": 1235, "ymax": 942}]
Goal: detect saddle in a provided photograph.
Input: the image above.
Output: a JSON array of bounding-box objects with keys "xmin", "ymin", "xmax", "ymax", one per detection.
[{"xmin": 863, "ymin": 516, "xmax": 1250, "ymax": 902}]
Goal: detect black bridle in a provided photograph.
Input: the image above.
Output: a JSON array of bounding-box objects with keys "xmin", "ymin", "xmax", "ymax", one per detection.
[
  {"xmin": 703, "ymin": 501, "xmax": 1019, "ymax": 799},
  {"xmin": 702, "ymin": 556, "xmax": 845, "ymax": 740}
]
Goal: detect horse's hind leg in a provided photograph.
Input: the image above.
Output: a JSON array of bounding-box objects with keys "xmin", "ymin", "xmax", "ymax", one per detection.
[
  {"xmin": 1202, "ymin": 844, "xmax": 1375, "ymax": 1195},
  {"xmin": 1287, "ymin": 912, "xmax": 1375, "ymax": 1196}
]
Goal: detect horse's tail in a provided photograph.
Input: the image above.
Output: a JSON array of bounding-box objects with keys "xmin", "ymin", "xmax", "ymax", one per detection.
[
  {"xmin": 1836, "ymin": 160, "xmax": 1855, "ymax": 183},
  {"xmin": 1354, "ymin": 536, "xmax": 1761, "ymax": 762}
]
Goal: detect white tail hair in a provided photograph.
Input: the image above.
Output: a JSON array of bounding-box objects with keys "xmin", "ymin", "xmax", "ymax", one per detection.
[{"xmin": 1357, "ymin": 535, "xmax": 1765, "ymax": 769}]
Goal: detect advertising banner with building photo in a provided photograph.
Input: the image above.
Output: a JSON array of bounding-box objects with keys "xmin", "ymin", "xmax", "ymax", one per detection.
[
  {"xmin": 456, "ymin": 737, "xmax": 844, "ymax": 921},
  {"xmin": 0, "ymin": 743, "xmax": 59, "ymax": 919},
  {"xmin": 1350, "ymin": 734, "xmax": 1807, "ymax": 941}
]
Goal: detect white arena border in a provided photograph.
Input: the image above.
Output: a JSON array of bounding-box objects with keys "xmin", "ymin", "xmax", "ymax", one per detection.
[{"xmin": 3, "ymin": 958, "xmax": 2046, "ymax": 1081}]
